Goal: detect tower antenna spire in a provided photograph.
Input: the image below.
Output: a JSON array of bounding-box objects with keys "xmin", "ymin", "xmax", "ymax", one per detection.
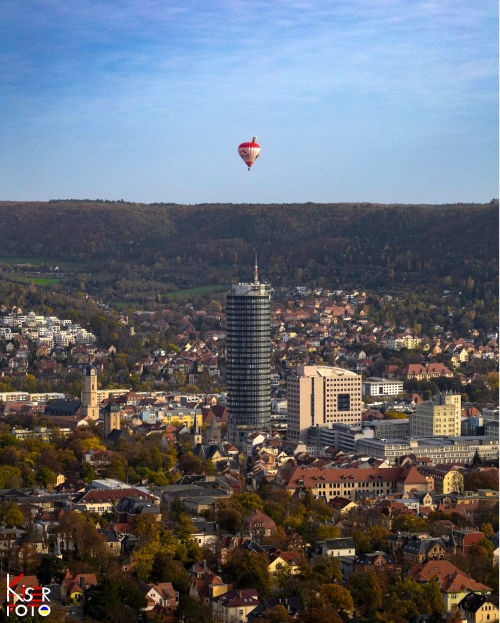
[{"xmin": 254, "ymin": 248, "xmax": 259, "ymax": 283}]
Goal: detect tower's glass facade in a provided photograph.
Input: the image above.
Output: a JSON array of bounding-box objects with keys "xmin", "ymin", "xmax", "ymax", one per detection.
[{"xmin": 226, "ymin": 281, "xmax": 271, "ymax": 429}]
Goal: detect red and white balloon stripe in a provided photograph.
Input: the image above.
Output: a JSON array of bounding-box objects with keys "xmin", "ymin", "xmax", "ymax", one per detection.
[{"xmin": 238, "ymin": 136, "xmax": 261, "ymax": 170}]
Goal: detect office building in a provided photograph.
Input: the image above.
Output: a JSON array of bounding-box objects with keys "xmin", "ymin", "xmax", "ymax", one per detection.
[
  {"xmin": 226, "ymin": 259, "xmax": 271, "ymax": 430},
  {"xmin": 363, "ymin": 377, "xmax": 404, "ymax": 397},
  {"xmin": 316, "ymin": 423, "xmax": 374, "ymax": 452},
  {"xmin": 410, "ymin": 393, "xmax": 461, "ymax": 437},
  {"xmin": 287, "ymin": 365, "xmax": 362, "ymax": 442},
  {"xmin": 355, "ymin": 436, "xmax": 498, "ymax": 465}
]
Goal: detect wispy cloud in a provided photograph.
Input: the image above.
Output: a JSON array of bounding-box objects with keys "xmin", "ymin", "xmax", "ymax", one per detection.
[{"xmin": 0, "ymin": 0, "xmax": 497, "ymax": 202}]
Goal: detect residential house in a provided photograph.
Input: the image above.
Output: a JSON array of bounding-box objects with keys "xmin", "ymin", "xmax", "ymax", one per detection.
[
  {"xmin": 72, "ymin": 487, "xmax": 156, "ymax": 515},
  {"xmin": 243, "ymin": 510, "xmax": 277, "ymax": 539},
  {"xmin": 328, "ymin": 496, "xmax": 357, "ymax": 515},
  {"xmin": 449, "ymin": 529, "xmax": 485, "ymax": 553},
  {"xmin": 142, "ymin": 582, "xmax": 178, "ymax": 611},
  {"xmin": 458, "ymin": 593, "xmax": 499, "ymax": 623},
  {"xmin": 188, "ymin": 561, "xmax": 228, "ymax": 606},
  {"xmin": 354, "ymin": 551, "xmax": 400, "ymax": 576},
  {"xmin": 61, "ymin": 571, "xmax": 98, "ymax": 603},
  {"xmin": 247, "ymin": 597, "xmax": 304, "ymax": 620},
  {"xmin": 312, "ymin": 537, "xmax": 355, "ymax": 559},
  {"xmin": 100, "ymin": 528, "xmax": 121, "ymax": 555},
  {"xmin": 267, "ymin": 550, "xmax": 301, "ymax": 578},
  {"xmin": 114, "ymin": 497, "xmax": 161, "ymax": 526},
  {"xmin": 212, "ymin": 588, "xmax": 259, "ymax": 623},
  {"xmin": 417, "ymin": 465, "xmax": 464, "ymax": 495},
  {"xmin": 161, "ymin": 483, "xmax": 231, "ymax": 515},
  {"xmin": 401, "ymin": 537, "xmax": 447, "ymax": 567},
  {"xmin": 409, "ymin": 560, "xmax": 492, "ymax": 612},
  {"xmin": 191, "ymin": 518, "xmax": 218, "ymax": 551}
]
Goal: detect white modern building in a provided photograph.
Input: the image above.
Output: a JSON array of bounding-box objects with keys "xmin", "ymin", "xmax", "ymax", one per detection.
[
  {"xmin": 355, "ymin": 436, "xmax": 498, "ymax": 465},
  {"xmin": 363, "ymin": 377, "xmax": 404, "ymax": 397}
]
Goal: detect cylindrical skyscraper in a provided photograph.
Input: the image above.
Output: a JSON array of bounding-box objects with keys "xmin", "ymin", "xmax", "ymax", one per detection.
[{"xmin": 226, "ymin": 260, "xmax": 271, "ymax": 430}]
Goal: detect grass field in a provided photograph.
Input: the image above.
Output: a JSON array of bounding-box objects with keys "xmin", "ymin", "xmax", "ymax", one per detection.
[
  {"xmin": 10, "ymin": 276, "xmax": 61, "ymax": 285},
  {"xmin": 111, "ymin": 284, "xmax": 225, "ymax": 310},
  {"xmin": 167, "ymin": 284, "xmax": 225, "ymax": 299}
]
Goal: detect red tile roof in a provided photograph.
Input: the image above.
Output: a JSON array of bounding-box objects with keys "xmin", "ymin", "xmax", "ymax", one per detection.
[
  {"xmin": 409, "ymin": 560, "xmax": 491, "ymax": 594},
  {"xmin": 216, "ymin": 588, "xmax": 259, "ymax": 608},
  {"xmin": 278, "ymin": 465, "xmax": 405, "ymax": 488}
]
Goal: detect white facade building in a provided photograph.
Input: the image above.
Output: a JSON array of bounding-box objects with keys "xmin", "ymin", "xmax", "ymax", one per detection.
[
  {"xmin": 363, "ymin": 377, "xmax": 404, "ymax": 397},
  {"xmin": 355, "ymin": 436, "xmax": 498, "ymax": 465}
]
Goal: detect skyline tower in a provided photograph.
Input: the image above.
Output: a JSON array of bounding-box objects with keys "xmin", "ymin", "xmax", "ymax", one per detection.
[{"xmin": 226, "ymin": 256, "xmax": 271, "ymax": 430}]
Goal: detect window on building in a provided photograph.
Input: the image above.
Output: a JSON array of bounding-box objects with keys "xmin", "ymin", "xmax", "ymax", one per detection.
[{"xmin": 338, "ymin": 394, "xmax": 350, "ymax": 411}]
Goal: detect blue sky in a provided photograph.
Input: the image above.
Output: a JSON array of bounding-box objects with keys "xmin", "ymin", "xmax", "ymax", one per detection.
[{"xmin": 0, "ymin": 0, "xmax": 497, "ymax": 203}]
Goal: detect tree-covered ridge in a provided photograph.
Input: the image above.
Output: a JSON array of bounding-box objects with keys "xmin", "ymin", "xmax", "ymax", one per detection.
[{"xmin": 0, "ymin": 200, "xmax": 497, "ymax": 295}]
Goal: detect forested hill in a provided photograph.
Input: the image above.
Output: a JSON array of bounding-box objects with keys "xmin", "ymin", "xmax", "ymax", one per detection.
[{"xmin": 0, "ymin": 200, "xmax": 497, "ymax": 296}]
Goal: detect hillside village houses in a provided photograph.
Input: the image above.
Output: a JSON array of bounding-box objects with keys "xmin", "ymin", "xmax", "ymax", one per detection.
[{"xmin": 0, "ymin": 310, "xmax": 96, "ymax": 346}]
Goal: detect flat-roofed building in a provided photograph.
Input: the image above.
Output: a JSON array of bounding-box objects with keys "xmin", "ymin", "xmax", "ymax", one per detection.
[
  {"xmin": 362, "ymin": 418, "xmax": 410, "ymax": 440},
  {"xmin": 317, "ymin": 423, "xmax": 374, "ymax": 452},
  {"xmin": 287, "ymin": 365, "xmax": 362, "ymax": 442},
  {"xmin": 410, "ymin": 393, "xmax": 461, "ymax": 437},
  {"xmin": 355, "ymin": 436, "xmax": 499, "ymax": 465},
  {"xmin": 363, "ymin": 377, "xmax": 404, "ymax": 397},
  {"xmin": 484, "ymin": 419, "xmax": 498, "ymax": 438}
]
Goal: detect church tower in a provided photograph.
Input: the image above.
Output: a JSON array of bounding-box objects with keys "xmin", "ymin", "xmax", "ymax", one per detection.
[
  {"xmin": 80, "ymin": 365, "xmax": 99, "ymax": 420},
  {"xmin": 191, "ymin": 414, "xmax": 202, "ymax": 445},
  {"xmin": 104, "ymin": 400, "xmax": 122, "ymax": 438}
]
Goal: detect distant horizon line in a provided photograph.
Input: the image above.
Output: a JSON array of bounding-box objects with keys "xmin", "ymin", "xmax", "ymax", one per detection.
[{"xmin": 0, "ymin": 198, "xmax": 497, "ymax": 207}]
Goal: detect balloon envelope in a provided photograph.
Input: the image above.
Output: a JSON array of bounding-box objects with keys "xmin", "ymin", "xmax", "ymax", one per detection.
[{"xmin": 238, "ymin": 137, "xmax": 261, "ymax": 170}]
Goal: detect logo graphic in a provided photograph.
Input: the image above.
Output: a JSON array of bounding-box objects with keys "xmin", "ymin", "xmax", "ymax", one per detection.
[{"xmin": 6, "ymin": 573, "xmax": 51, "ymax": 617}]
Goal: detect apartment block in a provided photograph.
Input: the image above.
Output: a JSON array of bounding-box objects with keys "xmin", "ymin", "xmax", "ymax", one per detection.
[{"xmin": 410, "ymin": 393, "xmax": 461, "ymax": 437}]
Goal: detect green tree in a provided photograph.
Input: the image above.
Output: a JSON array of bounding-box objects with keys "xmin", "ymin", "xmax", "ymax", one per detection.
[
  {"xmin": 297, "ymin": 607, "xmax": 343, "ymax": 623},
  {"xmin": 0, "ymin": 465, "xmax": 22, "ymax": 488},
  {"xmin": 36, "ymin": 466, "xmax": 57, "ymax": 487},
  {"xmin": 349, "ymin": 570, "xmax": 382, "ymax": 617},
  {"xmin": 84, "ymin": 576, "xmax": 146, "ymax": 623},
  {"xmin": 223, "ymin": 548, "xmax": 271, "ymax": 597},
  {"xmin": 392, "ymin": 513, "xmax": 429, "ymax": 533},
  {"xmin": 80, "ymin": 461, "xmax": 95, "ymax": 483},
  {"xmin": 320, "ymin": 583, "xmax": 354, "ymax": 612},
  {"xmin": 316, "ymin": 524, "xmax": 340, "ymax": 540},
  {"xmin": 0, "ymin": 502, "xmax": 24, "ymax": 526},
  {"xmin": 37, "ymin": 556, "xmax": 66, "ymax": 585},
  {"xmin": 257, "ymin": 605, "xmax": 293, "ymax": 623},
  {"xmin": 309, "ymin": 557, "xmax": 342, "ymax": 585},
  {"xmin": 150, "ymin": 553, "xmax": 189, "ymax": 593}
]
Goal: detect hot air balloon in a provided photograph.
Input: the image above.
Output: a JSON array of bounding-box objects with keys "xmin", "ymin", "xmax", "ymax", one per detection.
[{"xmin": 238, "ymin": 136, "xmax": 261, "ymax": 171}]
